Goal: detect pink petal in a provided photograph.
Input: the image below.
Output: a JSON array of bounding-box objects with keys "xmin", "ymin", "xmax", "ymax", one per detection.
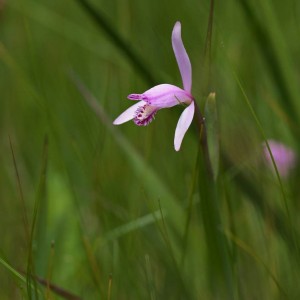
[
  {"xmin": 142, "ymin": 84, "xmax": 192, "ymax": 108},
  {"xmin": 174, "ymin": 101, "xmax": 195, "ymax": 151},
  {"xmin": 113, "ymin": 101, "xmax": 145, "ymax": 125},
  {"xmin": 263, "ymin": 140, "xmax": 297, "ymax": 178},
  {"xmin": 172, "ymin": 21, "xmax": 192, "ymax": 94}
]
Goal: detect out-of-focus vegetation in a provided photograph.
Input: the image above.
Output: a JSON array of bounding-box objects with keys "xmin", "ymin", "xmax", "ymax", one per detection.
[{"xmin": 1, "ymin": 0, "xmax": 300, "ymax": 299}]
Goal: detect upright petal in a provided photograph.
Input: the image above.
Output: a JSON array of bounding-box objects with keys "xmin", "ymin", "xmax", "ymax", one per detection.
[
  {"xmin": 172, "ymin": 21, "xmax": 192, "ymax": 93},
  {"xmin": 174, "ymin": 101, "xmax": 195, "ymax": 151},
  {"xmin": 113, "ymin": 101, "xmax": 145, "ymax": 125}
]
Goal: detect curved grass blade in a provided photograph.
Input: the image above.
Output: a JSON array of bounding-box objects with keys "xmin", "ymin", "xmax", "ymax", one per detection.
[
  {"xmin": 9, "ymin": 136, "xmax": 30, "ymax": 242},
  {"xmin": 9, "ymin": 1, "xmax": 117, "ymax": 63},
  {"xmin": 233, "ymin": 71, "xmax": 300, "ymax": 262},
  {"xmin": 27, "ymin": 136, "xmax": 49, "ymax": 299},
  {"xmin": 0, "ymin": 256, "xmax": 42, "ymax": 296},
  {"xmin": 225, "ymin": 230, "xmax": 288, "ymax": 297},
  {"xmin": 222, "ymin": 153, "xmax": 300, "ymax": 260},
  {"xmin": 238, "ymin": 0, "xmax": 300, "ymax": 123},
  {"xmin": 0, "ymin": 256, "xmax": 27, "ymax": 283},
  {"xmin": 74, "ymin": 0, "xmax": 157, "ymax": 85},
  {"xmin": 104, "ymin": 210, "xmax": 164, "ymax": 241}
]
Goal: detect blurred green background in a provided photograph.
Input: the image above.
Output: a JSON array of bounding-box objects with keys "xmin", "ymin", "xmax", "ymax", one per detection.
[{"xmin": 1, "ymin": 0, "xmax": 300, "ymax": 299}]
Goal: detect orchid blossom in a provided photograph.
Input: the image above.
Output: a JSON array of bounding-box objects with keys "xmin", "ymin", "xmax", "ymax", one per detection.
[
  {"xmin": 113, "ymin": 21, "xmax": 195, "ymax": 151},
  {"xmin": 263, "ymin": 140, "xmax": 297, "ymax": 178}
]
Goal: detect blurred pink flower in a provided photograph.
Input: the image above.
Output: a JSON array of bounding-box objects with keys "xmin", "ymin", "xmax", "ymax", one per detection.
[
  {"xmin": 263, "ymin": 140, "xmax": 297, "ymax": 178},
  {"xmin": 113, "ymin": 21, "xmax": 195, "ymax": 151}
]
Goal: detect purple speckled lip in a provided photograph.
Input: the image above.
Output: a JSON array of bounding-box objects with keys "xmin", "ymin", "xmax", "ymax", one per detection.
[
  {"xmin": 133, "ymin": 104, "xmax": 158, "ymax": 126},
  {"xmin": 113, "ymin": 21, "xmax": 195, "ymax": 151}
]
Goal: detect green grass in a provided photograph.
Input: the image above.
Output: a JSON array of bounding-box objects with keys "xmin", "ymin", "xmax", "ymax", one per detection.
[{"xmin": 1, "ymin": 0, "xmax": 300, "ymax": 299}]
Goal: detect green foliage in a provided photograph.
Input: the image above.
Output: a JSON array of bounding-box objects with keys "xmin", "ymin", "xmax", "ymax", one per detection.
[
  {"xmin": 1, "ymin": 0, "xmax": 300, "ymax": 299},
  {"xmin": 204, "ymin": 92, "xmax": 219, "ymax": 181}
]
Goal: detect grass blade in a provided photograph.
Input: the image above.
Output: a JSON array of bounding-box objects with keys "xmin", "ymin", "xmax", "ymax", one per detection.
[
  {"xmin": 238, "ymin": 0, "xmax": 300, "ymax": 123},
  {"xmin": 27, "ymin": 136, "xmax": 49, "ymax": 299},
  {"xmin": 74, "ymin": 0, "xmax": 157, "ymax": 85},
  {"xmin": 232, "ymin": 71, "xmax": 300, "ymax": 262},
  {"xmin": 204, "ymin": 92, "xmax": 219, "ymax": 181},
  {"xmin": 225, "ymin": 230, "xmax": 287, "ymax": 297}
]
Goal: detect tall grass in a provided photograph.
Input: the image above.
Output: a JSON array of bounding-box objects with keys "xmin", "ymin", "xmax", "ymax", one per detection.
[{"xmin": 0, "ymin": 0, "xmax": 300, "ymax": 299}]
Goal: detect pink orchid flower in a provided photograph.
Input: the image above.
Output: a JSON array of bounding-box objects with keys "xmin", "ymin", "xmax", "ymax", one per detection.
[
  {"xmin": 263, "ymin": 140, "xmax": 297, "ymax": 178},
  {"xmin": 113, "ymin": 21, "xmax": 195, "ymax": 151}
]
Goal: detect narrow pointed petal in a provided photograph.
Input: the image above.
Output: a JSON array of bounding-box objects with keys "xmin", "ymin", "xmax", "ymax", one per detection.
[
  {"xmin": 113, "ymin": 101, "xmax": 145, "ymax": 125},
  {"xmin": 174, "ymin": 101, "xmax": 195, "ymax": 151},
  {"xmin": 172, "ymin": 21, "xmax": 192, "ymax": 93}
]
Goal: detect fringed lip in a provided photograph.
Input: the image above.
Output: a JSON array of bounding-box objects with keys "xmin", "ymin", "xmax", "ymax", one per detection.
[{"xmin": 133, "ymin": 104, "xmax": 158, "ymax": 126}]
